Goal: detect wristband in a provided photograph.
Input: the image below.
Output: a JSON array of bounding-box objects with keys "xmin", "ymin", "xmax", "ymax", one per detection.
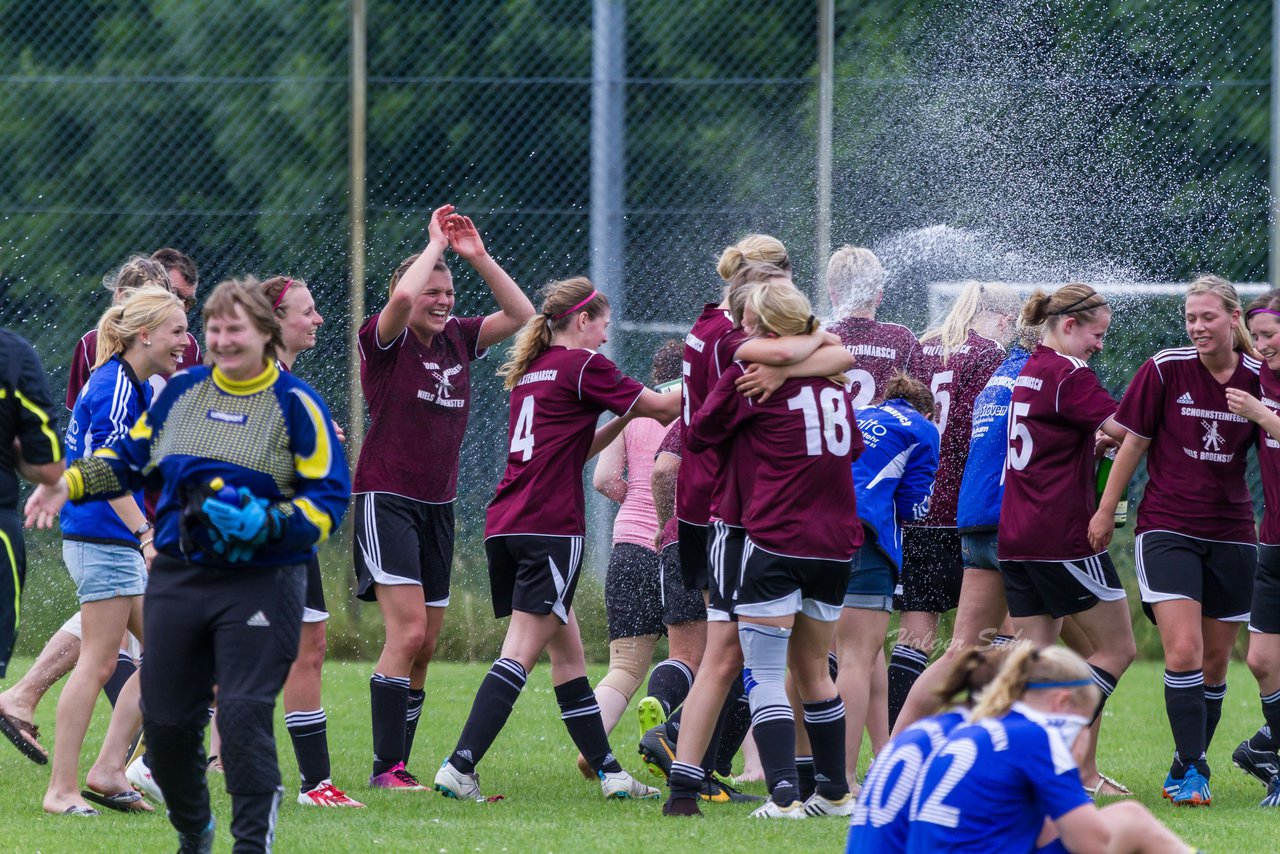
[{"xmin": 139, "ymin": 538, "xmax": 155, "ymax": 550}]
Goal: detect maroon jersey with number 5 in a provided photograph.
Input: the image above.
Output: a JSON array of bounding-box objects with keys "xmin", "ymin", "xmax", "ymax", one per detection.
[
  {"xmin": 998, "ymin": 346, "xmax": 1118, "ymax": 561},
  {"xmin": 676, "ymin": 304, "xmax": 735, "ymax": 527},
  {"xmin": 689, "ymin": 367, "xmax": 864, "ymax": 560},
  {"xmin": 907, "ymin": 330, "xmax": 1005, "ymax": 527},
  {"xmin": 1114, "ymin": 347, "xmax": 1261, "ymax": 542},
  {"xmin": 486, "ymin": 346, "xmax": 645, "ymax": 537},
  {"xmin": 828, "ymin": 316, "xmax": 919, "ymax": 409}
]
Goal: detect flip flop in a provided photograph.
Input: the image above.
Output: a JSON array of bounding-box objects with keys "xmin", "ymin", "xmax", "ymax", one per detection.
[
  {"xmin": 0, "ymin": 712, "xmax": 48, "ymax": 765},
  {"xmin": 80, "ymin": 789, "xmax": 153, "ymax": 813},
  {"xmin": 60, "ymin": 805, "xmax": 100, "ymax": 817}
]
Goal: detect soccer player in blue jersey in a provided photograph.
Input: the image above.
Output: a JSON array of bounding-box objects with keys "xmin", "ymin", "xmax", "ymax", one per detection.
[{"xmin": 908, "ymin": 645, "xmax": 1194, "ymax": 854}]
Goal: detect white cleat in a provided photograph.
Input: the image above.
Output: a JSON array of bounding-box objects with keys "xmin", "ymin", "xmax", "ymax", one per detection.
[
  {"xmin": 750, "ymin": 798, "xmax": 808, "ymax": 819},
  {"xmin": 803, "ymin": 791, "xmax": 855, "ymax": 816},
  {"xmin": 126, "ymin": 755, "xmax": 164, "ymax": 804},
  {"xmin": 434, "ymin": 760, "xmax": 485, "ymax": 802},
  {"xmin": 599, "ymin": 769, "xmax": 661, "ymax": 800}
]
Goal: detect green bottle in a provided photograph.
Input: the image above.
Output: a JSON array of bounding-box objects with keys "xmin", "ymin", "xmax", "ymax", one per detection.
[{"xmin": 1096, "ymin": 448, "xmax": 1128, "ymax": 529}]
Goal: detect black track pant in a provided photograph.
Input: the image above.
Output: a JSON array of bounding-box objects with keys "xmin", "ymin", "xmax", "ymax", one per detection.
[
  {"xmin": 0, "ymin": 511, "xmax": 26, "ymax": 680},
  {"xmin": 141, "ymin": 555, "xmax": 304, "ymax": 854}
]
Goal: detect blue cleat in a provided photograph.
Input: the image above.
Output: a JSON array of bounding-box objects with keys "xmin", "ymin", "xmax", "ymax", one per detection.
[
  {"xmin": 1171, "ymin": 767, "xmax": 1211, "ymax": 807},
  {"xmin": 1261, "ymin": 774, "xmax": 1280, "ymax": 807}
]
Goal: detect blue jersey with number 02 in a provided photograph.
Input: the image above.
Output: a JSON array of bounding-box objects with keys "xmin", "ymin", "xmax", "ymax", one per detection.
[
  {"xmin": 846, "ymin": 710, "xmax": 965, "ymax": 854},
  {"xmin": 905, "ymin": 704, "xmax": 1091, "ymax": 854}
]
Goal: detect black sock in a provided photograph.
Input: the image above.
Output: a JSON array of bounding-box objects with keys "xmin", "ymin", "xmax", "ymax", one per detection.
[
  {"xmin": 370, "ymin": 673, "xmax": 409, "ymax": 776},
  {"xmin": 752, "ymin": 714, "xmax": 799, "ymax": 804},
  {"xmin": 669, "ymin": 760, "xmax": 704, "ymax": 799},
  {"xmin": 991, "ymin": 633, "xmax": 1017, "ymax": 647},
  {"xmin": 1204, "ymin": 683, "xmax": 1226, "ymax": 750},
  {"xmin": 286, "ymin": 709, "xmax": 331, "ymax": 792},
  {"xmin": 804, "ymin": 697, "xmax": 848, "ymax": 800},
  {"xmin": 1087, "ymin": 664, "xmax": 1118, "ymax": 724},
  {"xmin": 555, "ymin": 676, "xmax": 622, "ymax": 774},
  {"xmin": 699, "ymin": 680, "xmax": 742, "ymax": 773},
  {"xmin": 404, "ymin": 688, "xmax": 426, "ymax": 765},
  {"xmin": 646, "ymin": 660, "xmax": 694, "ymax": 718},
  {"xmin": 828, "ymin": 651, "xmax": 839, "ymax": 681},
  {"xmin": 887, "ymin": 645, "xmax": 929, "ymax": 728},
  {"xmin": 1253, "ymin": 689, "xmax": 1280, "ymax": 751},
  {"xmin": 796, "ymin": 756, "xmax": 815, "ymax": 801},
  {"xmin": 1164, "ymin": 669, "xmax": 1207, "ymax": 778},
  {"xmin": 666, "ymin": 707, "xmax": 682, "ymax": 746},
  {"xmin": 714, "ymin": 679, "xmax": 751, "ymax": 776},
  {"xmin": 103, "ymin": 652, "xmax": 136, "ymax": 707},
  {"xmin": 450, "ymin": 658, "xmax": 527, "ymax": 774}
]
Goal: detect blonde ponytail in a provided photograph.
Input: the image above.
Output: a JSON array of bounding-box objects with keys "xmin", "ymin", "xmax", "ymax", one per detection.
[
  {"xmin": 716, "ymin": 234, "xmax": 791, "ymax": 283},
  {"xmin": 921, "ymin": 281, "xmax": 1020, "ymax": 363},
  {"xmin": 498, "ymin": 277, "xmax": 607, "ymax": 390},
  {"xmin": 93, "ymin": 285, "xmax": 184, "ymax": 368},
  {"xmin": 970, "ymin": 643, "xmax": 1098, "ymax": 722}
]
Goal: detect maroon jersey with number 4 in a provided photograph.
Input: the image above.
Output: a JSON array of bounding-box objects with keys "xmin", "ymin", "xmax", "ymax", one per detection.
[
  {"xmin": 656, "ymin": 421, "xmax": 683, "ymax": 549},
  {"xmin": 828, "ymin": 316, "xmax": 919, "ymax": 409},
  {"xmin": 689, "ymin": 368, "xmax": 864, "ymax": 560},
  {"xmin": 907, "ymin": 330, "xmax": 1005, "ymax": 527},
  {"xmin": 486, "ymin": 346, "xmax": 645, "ymax": 537},
  {"xmin": 353, "ymin": 313, "xmax": 487, "ymax": 502},
  {"xmin": 1115, "ymin": 347, "xmax": 1261, "ymax": 542},
  {"xmin": 1258, "ymin": 366, "xmax": 1280, "ymax": 546},
  {"xmin": 676, "ymin": 304, "xmax": 735, "ymax": 526},
  {"xmin": 998, "ymin": 346, "xmax": 1118, "ymax": 561}
]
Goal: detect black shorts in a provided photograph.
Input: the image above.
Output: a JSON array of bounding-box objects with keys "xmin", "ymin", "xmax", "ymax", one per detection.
[
  {"xmin": 895, "ymin": 527, "xmax": 964, "ymax": 613},
  {"xmin": 678, "ymin": 520, "xmax": 709, "ymax": 591},
  {"xmin": 353, "ymin": 493, "xmax": 455, "ymax": 606},
  {"xmin": 485, "ymin": 534, "xmax": 584, "ymax": 623},
  {"xmin": 707, "ymin": 520, "xmax": 746, "ymax": 623},
  {"xmin": 735, "ymin": 538, "xmax": 852, "ymax": 623},
  {"xmin": 605, "ymin": 542, "xmax": 663, "ymax": 640},
  {"xmin": 1135, "ymin": 530, "xmax": 1255, "ymax": 622},
  {"xmin": 659, "ymin": 543, "xmax": 708, "ymax": 627},
  {"xmin": 999, "ymin": 553, "xmax": 1127, "ymax": 619},
  {"xmin": 302, "ymin": 554, "xmax": 328, "ymax": 623},
  {"xmin": 1251, "ymin": 545, "xmax": 1280, "ymax": 634}
]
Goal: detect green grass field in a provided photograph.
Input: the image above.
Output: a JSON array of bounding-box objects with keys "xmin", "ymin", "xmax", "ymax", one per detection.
[{"xmin": 0, "ymin": 658, "xmax": 1271, "ymax": 853}]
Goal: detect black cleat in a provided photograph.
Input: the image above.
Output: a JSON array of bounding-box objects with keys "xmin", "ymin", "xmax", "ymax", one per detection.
[
  {"xmin": 176, "ymin": 819, "xmax": 215, "ymax": 854},
  {"xmin": 1233, "ymin": 739, "xmax": 1280, "ymax": 786},
  {"xmin": 700, "ymin": 776, "xmax": 764, "ymax": 803},
  {"xmin": 639, "ymin": 724, "xmax": 675, "ymax": 781}
]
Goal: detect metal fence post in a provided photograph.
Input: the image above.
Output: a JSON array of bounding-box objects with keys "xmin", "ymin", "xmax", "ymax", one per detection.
[
  {"xmin": 816, "ymin": 0, "xmax": 834, "ymax": 311},
  {"xmin": 347, "ymin": 0, "xmax": 368, "ymax": 620},
  {"xmin": 1272, "ymin": 0, "xmax": 1279, "ymax": 286}
]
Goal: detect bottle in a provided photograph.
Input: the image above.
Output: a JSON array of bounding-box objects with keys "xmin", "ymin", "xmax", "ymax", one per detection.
[{"xmin": 1095, "ymin": 448, "xmax": 1128, "ymax": 529}]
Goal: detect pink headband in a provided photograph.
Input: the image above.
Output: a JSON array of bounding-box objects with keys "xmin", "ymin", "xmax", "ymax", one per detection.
[
  {"xmin": 552, "ymin": 289, "xmax": 599, "ymax": 320},
  {"xmin": 1248, "ymin": 307, "xmax": 1280, "ymax": 319},
  {"xmin": 271, "ymin": 278, "xmax": 294, "ymax": 310}
]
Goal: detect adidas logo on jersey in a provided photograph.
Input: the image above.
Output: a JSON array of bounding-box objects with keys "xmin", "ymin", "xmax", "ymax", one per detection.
[
  {"xmin": 1177, "ymin": 392, "xmax": 1195, "ymax": 405},
  {"xmin": 246, "ymin": 611, "xmax": 271, "ymax": 627}
]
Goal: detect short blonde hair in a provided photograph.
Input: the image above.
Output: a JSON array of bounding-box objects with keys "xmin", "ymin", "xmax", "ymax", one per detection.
[{"xmin": 826, "ymin": 245, "xmax": 884, "ymax": 317}]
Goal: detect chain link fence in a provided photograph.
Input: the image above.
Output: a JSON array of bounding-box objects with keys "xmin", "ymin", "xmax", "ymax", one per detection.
[{"xmin": 2, "ymin": 0, "xmax": 1274, "ymax": 657}]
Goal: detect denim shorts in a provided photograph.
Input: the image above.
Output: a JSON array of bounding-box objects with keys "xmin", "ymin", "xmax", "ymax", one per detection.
[
  {"xmin": 844, "ymin": 545, "xmax": 895, "ymax": 612},
  {"xmin": 62, "ymin": 540, "xmax": 147, "ymax": 604},
  {"xmin": 960, "ymin": 531, "xmax": 1000, "ymax": 571}
]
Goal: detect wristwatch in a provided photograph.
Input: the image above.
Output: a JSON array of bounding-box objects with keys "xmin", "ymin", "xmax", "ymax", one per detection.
[{"xmin": 134, "ymin": 521, "xmax": 153, "ymax": 538}]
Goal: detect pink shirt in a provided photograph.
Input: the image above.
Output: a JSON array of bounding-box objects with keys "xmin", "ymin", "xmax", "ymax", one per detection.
[{"xmin": 607, "ymin": 417, "xmax": 667, "ymax": 550}]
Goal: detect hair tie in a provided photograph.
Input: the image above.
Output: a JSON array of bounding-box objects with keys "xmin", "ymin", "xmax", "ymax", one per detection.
[
  {"xmin": 807, "ymin": 314, "xmax": 817, "ymax": 334},
  {"xmin": 1025, "ymin": 679, "xmax": 1093, "ymax": 689},
  {"xmin": 1050, "ymin": 292, "xmax": 1105, "ymax": 316},
  {"xmin": 1248, "ymin": 307, "xmax": 1280, "ymax": 320},
  {"xmin": 272, "ymin": 278, "xmax": 294, "ymax": 310},
  {"xmin": 552, "ymin": 289, "xmax": 599, "ymax": 320}
]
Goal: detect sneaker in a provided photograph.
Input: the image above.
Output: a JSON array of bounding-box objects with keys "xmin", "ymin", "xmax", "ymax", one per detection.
[
  {"xmin": 662, "ymin": 796, "xmax": 702, "ymax": 817},
  {"xmin": 176, "ymin": 818, "xmax": 215, "ymax": 854},
  {"xmin": 749, "ymin": 798, "xmax": 808, "ymax": 819},
  {"xmin": 1171, "ymin": 767, "xmax": 1211, "ymax": 807},
  {"xmin": 803, "ymin": 791, "xmax": 856, "ymax": 816},
  {"xmin": 369, "ymin": 761, "xmax": 426, "ymax": 791},
  {"xmin": 700, "ymin": 777, "xmax": 763, "ymax": 804},
  {"xmin": 298, "ymin": 780, "xmax": 366, "ymax": 808},
  {"xmin": 638, "ymin": 724, "xmax": 676, "ymax": 781},
  {"xmin": 126, "ymin": 755, "xmax": 164, "ymax": 804},
  {"xmin": 1261, "ymin": 774, "xmax": 1280, "ymax": 807},
  {"xmin": 1233, "ymin": 739, "xmax": 1280, "ymax": 786},
  {"xmin": 599, "ymin": 769, "xmax": 660, "ymax": 800},
  {"xmin": 637, "ymin": 696, "xmax": 667, "ymax": 742},
  {"xmin": 434, "ymin": 759, "xmax": 484, "ymax": 801}
]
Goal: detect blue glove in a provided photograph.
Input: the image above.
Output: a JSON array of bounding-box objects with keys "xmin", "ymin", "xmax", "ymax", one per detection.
[{"xmin": 202, "ymin": 487, "xmax": 271, "ymax": 562}]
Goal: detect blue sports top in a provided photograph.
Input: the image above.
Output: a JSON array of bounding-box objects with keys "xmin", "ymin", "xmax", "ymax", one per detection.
[
  {"xmin": 852, "ymin": 398, "xmax": 940, "ymax": 571},
  {"xmin": 65, "ymin": 362, "xmax": 349, "ymax": 568},
  {"xmin": 847, "ymin": 710, "xmax": 966, "ymax": 854},
  {"xmin": 60, "ymin": 356, "xmax": 152, "ymax": 546},
  {"xmin": 906, "ymin": 704, "xmax": 1091, "ymax": 854},
  {"xmin": 956, "ymin": 346, "xmax": 1031, "ymax": 534}
]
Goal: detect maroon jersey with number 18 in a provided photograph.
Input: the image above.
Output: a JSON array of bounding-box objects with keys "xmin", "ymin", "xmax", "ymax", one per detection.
[
  {"xmin": 1114, "ymin": 347, "xmax": 1261, "ymax": 543},
  {"xmin": 828, "ymin": 315, "xmax": 919, "ymax": 408},
  {"xmin": 998, "ymin": 346, "xmax": 1118, "ymax": 561},
  {"xmin": 689, "ymin": 368, "xmax": 864, "ymax": 560},
  {"xmin": 486, "ymin": 346, "xmax": 645, "ymax": 538},
  {"xmin": 907, "ymin": 330, "xmax": 1006, "ymax": 527},
  {"xmin": 1259, "ymin": 365, "xmax": 1280, "ymax": 546},
  {"xmin": 676, "ymin": 304, "xmax": 735, "ymax": 526}
]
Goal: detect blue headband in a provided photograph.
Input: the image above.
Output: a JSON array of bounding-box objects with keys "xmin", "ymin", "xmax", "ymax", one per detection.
[{"xmin": 1026, "ymin": 679, "xmax": 1093, "ymax": 689}]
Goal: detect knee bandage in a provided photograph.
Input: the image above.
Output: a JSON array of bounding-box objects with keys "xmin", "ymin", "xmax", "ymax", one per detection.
[
  {"xmin": 738, "ymin": 624, "xmax": 792, "ymax": 718},
  {"xmin": 597, "ymin": 634, "xmax": 659, "ymax": 702}
]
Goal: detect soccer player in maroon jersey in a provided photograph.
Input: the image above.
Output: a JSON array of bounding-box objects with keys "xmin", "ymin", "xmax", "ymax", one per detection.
[
  {"xmin": 688, "ymin": 280, "xmax": 862, "ymax": 818},
  {"xmin": 890, "ymin": 281, "xmax": 1020, "ymax": 726},
  {"xmin": 1221, "ymin": 290, "xmax": 1280, "ymax": 804},
  {"xmin": 354, "ymin": 205, "xmax": 535, "ymax": 790},
  {"xmin": 433, "ymin": 277, "xmax": 678, "ymax": 802},
  {"xmin": 824, "ymin": 245, "xmax": 918, "ymax": 408},
  {"xmin": 1091, "ymin": 275, "xmax": 1262, "ymax": 807}
]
